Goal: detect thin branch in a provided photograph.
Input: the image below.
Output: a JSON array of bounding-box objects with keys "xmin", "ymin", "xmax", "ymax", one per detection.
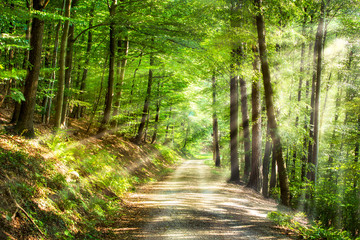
[
  {"xmin": 42, "ymin": 0, "xmax": 51, "ymax": 9},
  {"xmin": 73, "ymin": 23, "xmax": 109, "ymax": 43}
]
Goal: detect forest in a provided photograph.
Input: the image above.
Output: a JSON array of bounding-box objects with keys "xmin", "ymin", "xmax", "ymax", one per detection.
[{"xmin": 0, "ymin": 0, "xmax": 359, "ymax": 239}]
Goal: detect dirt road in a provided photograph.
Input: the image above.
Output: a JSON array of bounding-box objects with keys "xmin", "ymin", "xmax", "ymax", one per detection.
[{"xmin": 107, "ymin": 159, "xmax": 294, "ymax": 239}]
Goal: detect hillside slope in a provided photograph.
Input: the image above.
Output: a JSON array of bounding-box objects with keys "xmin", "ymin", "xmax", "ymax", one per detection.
[{"xmin": 0, "ymin": 117, "xmax": 181, "ymax": 239}]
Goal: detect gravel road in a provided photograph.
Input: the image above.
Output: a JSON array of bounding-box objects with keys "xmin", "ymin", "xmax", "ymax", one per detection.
[{"xmin": 107, "ymin": 159, "xmax": 295, "ymax": 239}]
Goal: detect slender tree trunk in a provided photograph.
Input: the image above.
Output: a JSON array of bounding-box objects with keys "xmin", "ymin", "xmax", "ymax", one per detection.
[
  {"xmin": 12, "ymin": 0, "xmax": 33, "ymax": 123},
  {"xmin": 135, "ymin": 51, "xmax": 154, "ymax": 144},
  {"xmin": 151, "ymin": 81, "xmax": 161, "ymax": 144},
  {"xmin": 255, "ymin": 0, "xmax": 290, "ymax": 206},
  {"xmin": 79, "ymin": 16, "xmax": 93, "ymax": 118},
  {"xmin": 98, "ymin": 0, "xmax": 117, "ymax": 135},
  {"xmin": 262, "ymin": 122, "xmax": 272, "ymax": 197},
  {"xmin": 15, "ymin": 0, "xmax": 47, "ymax": 137},
  {"xmin": 269, "ymin": 143, "xmax": 277, "ymax": 190},
  {"xmin": 240, "ymin": 75, "xmax": 251, "ymax": 179},
  {"xmin": 230, "ymin": 57, "xmax": 240, "ymax": 182},
  {"xmin": 247, "ymin": 46, "xmax": 262, "ymax": 191},
  {"xmin": 308, "ymin": 1, "xmax": 325, "ymax": 183},
  {"xmin": 112, "ymin": 37, "xmax": 129, "ymax": 125},
  {"xmin": 164, "ymin": 106, "xmax": 172, "ymax": 144},
  {"xmin": 61, "ymin": 23, "xmax": 75, "ymax": 126},
  {"xmin": 292, "ymin": 16, "xmax": 307, "ymax": 181},
  {"xmin": 212, "ymin": 75, "xmax": 221, "ymax": 167},
  {"xmin": 54, "ymin": 0, "xmax": 72, "ymax": 129}
]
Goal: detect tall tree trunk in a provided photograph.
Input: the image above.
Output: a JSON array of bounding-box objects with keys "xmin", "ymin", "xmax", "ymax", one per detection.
[
  {"xmin": 164, "ymin": 106, "xmax": 172, "ymax": 144},
  {"xmin": 61, "ymin": 23, "xmax": 75, "ymax": 126},
  {"xmin": 292, "ymin": 16, "xmax": 307, "ymax": 181},
  {"xmin": 112, "ymin": 37, "xmax": 129, "ymax": 125},
  {"xmin": 262, "ymin": 122, "xmax": 272, "ymax": 197},
  {"xmin": 240, "ymin": 75, "xmax": 251, "ymax": 179},
  {"xmin": 151, "ymin": 80, "xmax": 161, "ymax": 144},
  {"xmin": 12, "ymin": 0, "xmax": 33, "ymax": 123},
  {"xmin": 98, "ymin": 0, "xmax": 117, "ymax": 135},
  {"xmin": 247, "ymin": 47, "xmax": 262, "ymax": 191},
  {"xmin": 143, "ymin": 110, "xmax": 150, "ymax": 142},
  {"xmin": 212, "ymin": 75, "xmax": 221, "ymax": 167},
  {"xmin": 255, "ymin": 0, "xmax": 290, "ymax": 206},
  {"xmin": 269, "ymin": 143, "xmax": 277, "ymax": 190},
  {"xmin": 79, "ymin": 16, "xmax": 93, "ymax": 118},
  {"xmin": 15, "ymin": 0, "xmax": 47, "ymax": 137},
  {"xmin": 308, "ymin": 1, "xmax": 325, "ymax": 183},
  {"xmin": 54, "ymin": 0, "xmax": 72, "ymax": 129},
  {"xmin": 229, "ymin": 54, "xmax": 240, "ymax": 182},
  {"xmin": 135, "ymin": 51, "xmax": 154, "ymax": 144}
]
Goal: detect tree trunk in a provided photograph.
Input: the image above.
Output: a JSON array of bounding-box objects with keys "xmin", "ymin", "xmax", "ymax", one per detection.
[
  {"xmin": 112, "ymin": 37, "xmax": 129, "ymax": 125},
  {"xmin": 292, "ymin": 16, "xmax": 307, "ymax": 181},
  {"xmin": 79, "ymin": 16, "xmax": 93, "ymax": 118},
  {"xmin": 151, "ymin": 80, "xmax": 161, "ymax": 144},
  {"xmin": 308, "ymin": 1, "xmax": 325, "ymax": 183},
  {"xmin": 247, "ymin": 46, "xmax": 262, "ymax": 191},
  {"xmin": 135, "ymin": 51, "xmax": 154, "ymax": 144},
  {"xmin": 262, "ymin": 122, "xmax": 272, "ymax": 197},
  {"xmin": 164, "ymin": 106, "xmax": 172, "ymax": 144},
  {"xmin": 239, "ymin": 75, "xmax": 251, "ymax": 179},
  {"xmin": 54, "ymin": 0, "xmax": 72, "ymax": 129},
  {"xmin": 11, "ymin": 0, "xmax": 33, "ymax": 123},
  {"xmin": 98, "ymin": 0, "xmax": 117, "ymax": 135},
  {"xmin": 255, "ymin": 0, "xmax": 290, "ymax": 206},
  {"xmin": 212, "ymin": 75, "xmax": 221, "ymax": 167},
  {"xmin": 61, "ymin": 23, "xmax": 75, "ymax": 126},
  {"xmin": 15, "ymin": 0, "xmax": 46, "ymax": 137},
  {"xmin": 229, "ymin": 58, "xmax": 239, "ymax": 182}
]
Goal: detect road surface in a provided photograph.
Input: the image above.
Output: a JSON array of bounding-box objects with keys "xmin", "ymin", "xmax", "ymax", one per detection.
[{"xmin": 106, "ymin": 159, "xmax": 294, "ymax": 239}]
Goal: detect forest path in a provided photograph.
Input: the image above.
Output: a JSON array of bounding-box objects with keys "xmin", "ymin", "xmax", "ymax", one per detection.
[{"xmin": 105, "ymin": 159, "xmax": 294, "ymax": 239}]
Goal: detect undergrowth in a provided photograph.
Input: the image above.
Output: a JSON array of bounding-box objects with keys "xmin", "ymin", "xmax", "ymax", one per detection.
[
  {"xmin": 268, "ymin": 211, "xmax": 359, "ymax": 240},
  {"xmin": 0, "ymin": 131, "xmax": 181, "ymax": 239}
]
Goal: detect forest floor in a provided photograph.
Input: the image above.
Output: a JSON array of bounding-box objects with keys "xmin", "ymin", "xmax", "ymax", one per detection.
[
  {"xmin": 0, "ymin": 107, "xmax": 298, "ymax": 239},
  {"xmin": 100, "ymin": 159, "xmax": 298, "ymax": 240}
]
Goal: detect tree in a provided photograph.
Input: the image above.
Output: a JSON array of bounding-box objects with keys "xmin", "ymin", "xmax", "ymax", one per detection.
[
  {"xmin": 254, "ymin": 0, "xmax": 290, "ymax": 206},
  {"xmin": 98, "ymin": 0, "xmax": 117, "ymax": 135},
  {"xmin": 212, "ymin": 74, "xmax": 221, "ymax": 167},
  {"xmin": 54, "ymin": 0, "xmax": 72, "ymax": 129},
  {"xmin": 15, "ymin": 0, "xmax": 50, "ymax": 137},
  {"xmin": 247, "ymin": 47, "xmax": 262, "ymax": 191},
  {"xmin": 307, "ymin": 0, "xmax": 325, "ymax": 183},
  {"xmin": 135, "ymin": 51, "xmax": 154, "ymax": 144}
]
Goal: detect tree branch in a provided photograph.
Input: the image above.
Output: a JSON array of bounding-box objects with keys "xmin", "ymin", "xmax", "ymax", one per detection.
[{"xmin": 73, "ymin": 23, "xmax": 109, "ymax": 43}]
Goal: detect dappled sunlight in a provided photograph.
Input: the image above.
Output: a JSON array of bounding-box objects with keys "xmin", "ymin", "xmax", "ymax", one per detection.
[{"xmin": 115, "ymin": 159, "xmax": 293, "ymax": 239}]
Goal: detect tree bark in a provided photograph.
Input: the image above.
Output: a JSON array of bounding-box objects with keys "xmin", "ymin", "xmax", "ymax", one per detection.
[
  {"xmin": 11, "ymin": 0, "xmax": 33, "ymax": 123},
  {"xmin": 247, "ymin": 46, "xmax": 262, "ymax": 191},
  {"xmin": 15, "ymin": 0, "xmax": 46, "ymax": 137},
  {"xmin": 98, "ymin": 0, "xmax": 117, "ymax": 135},
  {"xmin": 54, "ymin": 0, "xmax": 72, "ymax": 129},
  {"xmin": 239, "ymin": 75, "xmax": 251, "ymax": 179},
  {"xmin": 230, "ymin": 59, "xmax": 239, "ymax": 182},
  {"xmin": 308, "ymin": 1, "xmax": 325, "ymax": 183},
  {"xmin": 79, "ymin": 15, "xmax": 94, "ymax": 118},
  {"xmin": 61, "ymin": 23, "xmax": 75, "ymax": 126},
  {"xmin": 262, "ymin": 122, "xmax": 272, "ymax": 197},
  {"xmin": 151, "ymin": 80, "xmax": 161, "ymax": 144},
  {"xmin": 254, "ymin": 0, "xmax": 290, "ymax": 206},
  {"xmin": 212, "ymin": 75, "xmax": 221, "ymax": 167},
  {"xmin": 112, "ymin": 37, "xmax": 129, "ymax": 125},
  {"xmin": 292, "ymin": 15, "xmax": 307, "ymax": 181},
  {"xmin": 135, "ymin": 51, "xmax": 154, "ymax": 144}
]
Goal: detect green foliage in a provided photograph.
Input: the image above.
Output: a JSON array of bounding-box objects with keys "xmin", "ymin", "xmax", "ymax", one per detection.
[{"xmin": 268, "ymin": 211, "xmax": 355, "ymax": 240}]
